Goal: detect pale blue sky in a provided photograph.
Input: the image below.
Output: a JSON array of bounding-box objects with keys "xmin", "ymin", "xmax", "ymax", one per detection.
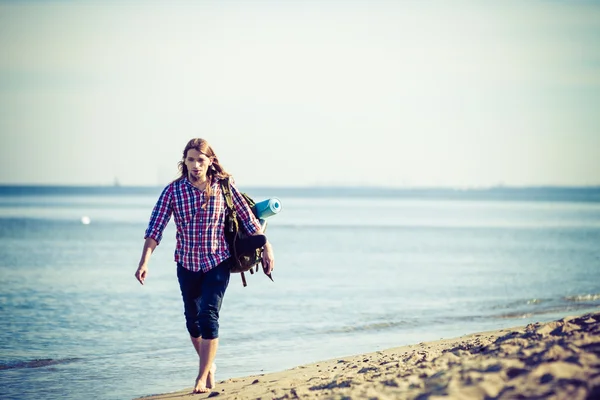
[{"xmin": 1, "ymin": 0, "xmax": 599, "ymax": 187}]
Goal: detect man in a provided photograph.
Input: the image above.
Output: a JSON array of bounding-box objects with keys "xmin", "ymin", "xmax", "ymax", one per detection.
[{"xmin": 135, "ymin": 138, "xmax": 274, "ymax": 393}]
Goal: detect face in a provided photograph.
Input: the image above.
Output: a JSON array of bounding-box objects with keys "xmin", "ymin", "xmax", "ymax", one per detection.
[{"xmin": 184, "ymin": 148, "xmax": 212, "ymax": 181}]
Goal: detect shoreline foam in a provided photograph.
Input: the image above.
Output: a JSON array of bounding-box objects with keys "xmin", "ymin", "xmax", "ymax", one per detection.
[{"xmin": 137, "ymin": 312, "xmax": 600, "ymax": 400}]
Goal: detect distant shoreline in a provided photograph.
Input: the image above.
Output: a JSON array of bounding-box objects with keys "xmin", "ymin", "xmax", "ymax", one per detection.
[
  {"xmin": 1, "ymin": 184, "xmax": 600, "ymax": 202},
  {"xmin": 1, "ymin": 183, "xmax": 600, "ymax": 189}
]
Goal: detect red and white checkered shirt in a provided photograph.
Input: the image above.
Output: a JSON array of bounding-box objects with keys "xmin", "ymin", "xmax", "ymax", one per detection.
[{"xmin": 144, "ymin": 177, "xmax": 262, "ymax": 273}]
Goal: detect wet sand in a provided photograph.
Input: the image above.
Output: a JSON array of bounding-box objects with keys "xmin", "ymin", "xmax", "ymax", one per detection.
[{"xmin": 138, "ymin": 312, "xmax": 600, "ymax": 400}]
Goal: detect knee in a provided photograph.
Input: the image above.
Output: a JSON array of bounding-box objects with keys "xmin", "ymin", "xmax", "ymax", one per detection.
[
  {"xmin": 186, "ymin": 320, "xmax": 201, "ymax": 338},
  {"xmin": 198, "ymin": 310, "xmax": 219, "ymax": 339}
]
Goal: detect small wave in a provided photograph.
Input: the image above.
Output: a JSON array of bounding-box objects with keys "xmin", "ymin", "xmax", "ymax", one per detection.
[
  {"xmin": 0, "ymin": 357, "xmax": 80, "ymax": 370},
  {"xmin": 527, "ymin": 299, "xmax": 543, "ymax": 305},
  {"xmin": 564, "ymin": 294, "xmax": 600, "ymax": 302},
  {"xmin": 496, "ymin": 312, "xmax": 534, "ymax": 319},
  {"xmin": 493, "ymin": 303, "xmax": 600, "ymax": 320},
  {"xmin": 491, "ymin": 293, "xmax": 600, "ymax": 313},
  {"xmin": 325, "ymin": 320, "xmax": 411, "ymax": 334},
  {"xmin": 490, "ymin": 298, "xmax": 547, "ymax": 311}
]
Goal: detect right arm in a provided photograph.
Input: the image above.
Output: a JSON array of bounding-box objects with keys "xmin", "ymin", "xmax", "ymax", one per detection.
[
  {"xmin": 135, "ymin": 185, "xmax": 174, "ymax": 285},
  {"xmin": 135, "ymin": 237, "xmax": 158, "ymax": 285}
]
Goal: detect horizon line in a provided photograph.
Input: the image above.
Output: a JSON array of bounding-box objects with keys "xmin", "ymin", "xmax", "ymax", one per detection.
[{"xmin": 1, "ymin": 183, "xmax": 600, "ymax": 190}]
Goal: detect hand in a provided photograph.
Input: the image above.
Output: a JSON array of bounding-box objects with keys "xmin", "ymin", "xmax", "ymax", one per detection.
[
  {"xmin": 261, "ymin": 242, "xmax": 274, "ymax": 275},
  {"xmin": 135, "ymin": 264, "xmax": 148, "ymax": 285}
]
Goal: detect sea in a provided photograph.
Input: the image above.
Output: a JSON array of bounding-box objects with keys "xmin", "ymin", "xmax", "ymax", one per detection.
[{"xmin": 1, "ymin": 185, "xmax": 599, "ymax": 400}]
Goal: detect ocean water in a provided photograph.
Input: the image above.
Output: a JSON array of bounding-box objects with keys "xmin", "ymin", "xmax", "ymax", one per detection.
[{"xmin": 1, "ymin": 186, "xmax": 599, "ymax": 400}]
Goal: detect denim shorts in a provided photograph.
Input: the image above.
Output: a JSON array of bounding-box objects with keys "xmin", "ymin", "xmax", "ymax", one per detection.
[{"xmin": 176, "ymin": 258, "xmax": 232, "ymax": 339}]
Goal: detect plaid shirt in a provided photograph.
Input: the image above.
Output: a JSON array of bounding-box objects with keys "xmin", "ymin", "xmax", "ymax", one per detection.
[{"xmin": 144, "ymin": 177, "xmax": 262, "ymax": 273}]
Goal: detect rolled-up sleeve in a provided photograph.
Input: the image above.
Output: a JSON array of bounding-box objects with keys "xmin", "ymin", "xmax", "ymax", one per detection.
[
  {"xmin": 144, "ymin": 184, "xmax": 173, "ymax": 244},
  {"xmin": 230, "ymin": 183, "xmax": 262, "ymax": 236}
]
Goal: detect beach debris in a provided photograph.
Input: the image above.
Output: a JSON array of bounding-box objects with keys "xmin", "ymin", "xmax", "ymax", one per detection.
[
  {"xmin": 357, "ymin": 367, "xmax": 379, "ymax": 374},
  {"xmin": 309, "ymin": 378, "xmax": 353, "ymax": 391},
  {"xmin": 381, "ymin": 379, "xmax": 399, "ymax": 387}
]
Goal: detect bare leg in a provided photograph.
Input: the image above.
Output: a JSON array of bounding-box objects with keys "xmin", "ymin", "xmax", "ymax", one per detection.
[
  {"xmin": 207, "ymin": 363, "xmax": 217, "ymax": 389},
  {"xmin": 190, "ymin": 337, "xmax": 217, "ymax": 389},
  {"xmin": 190, "ymin": 335, "xmax": 201, "ymax": 356},
  {"xmin": 190, "ymin": 336, "xmax": 218, "ymax": 393}
]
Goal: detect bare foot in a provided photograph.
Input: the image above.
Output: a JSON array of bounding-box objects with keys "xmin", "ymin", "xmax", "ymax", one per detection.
[
  {"xmin": 193, "ymin": 375, "xmax": 209, "ymax": 394},
  {"xmin": 207, "ymin": 363, "xmax": 217, "ymax": 389}
]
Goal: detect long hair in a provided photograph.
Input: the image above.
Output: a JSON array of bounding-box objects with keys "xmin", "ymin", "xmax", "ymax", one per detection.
[{"xmin": 175, "ymin": 138, "xmax": 231, "ymax": 202}]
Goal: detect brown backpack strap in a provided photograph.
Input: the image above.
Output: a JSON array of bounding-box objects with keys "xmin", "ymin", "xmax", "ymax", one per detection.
[
  {"xmin": 219, "ymin": 178, "xmax": 234, "ymax": 212},
  {"xmin": 220, "ymin": 178, "xmax": 247, "ymax": 286}
]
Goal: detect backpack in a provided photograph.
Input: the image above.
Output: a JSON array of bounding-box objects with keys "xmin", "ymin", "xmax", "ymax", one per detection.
[{"xmin": 219, "ymin": 178, "xmax": 267, "ymax": 287}]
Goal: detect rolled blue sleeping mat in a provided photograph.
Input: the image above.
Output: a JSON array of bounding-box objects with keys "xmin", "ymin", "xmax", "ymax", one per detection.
[{"xmin": 255, "ymin": 198, "xmax": 282, "ymax": 219}]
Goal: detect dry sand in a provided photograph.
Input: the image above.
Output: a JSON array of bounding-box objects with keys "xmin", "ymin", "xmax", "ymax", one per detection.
[{"xmin": 138, "ymin": 312, "xmax": 600, "ymax": 400}]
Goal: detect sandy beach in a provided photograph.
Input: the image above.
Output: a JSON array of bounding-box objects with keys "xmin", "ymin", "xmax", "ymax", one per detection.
[{"xmin": 138, "ymin": 312, "xmax": 600, "ymax": 400}]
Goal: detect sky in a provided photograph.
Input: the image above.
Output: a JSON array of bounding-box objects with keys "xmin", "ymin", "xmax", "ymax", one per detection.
[{"xmin": 0, "ymin": 0, "xmax": 599, "ymax": 187}]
